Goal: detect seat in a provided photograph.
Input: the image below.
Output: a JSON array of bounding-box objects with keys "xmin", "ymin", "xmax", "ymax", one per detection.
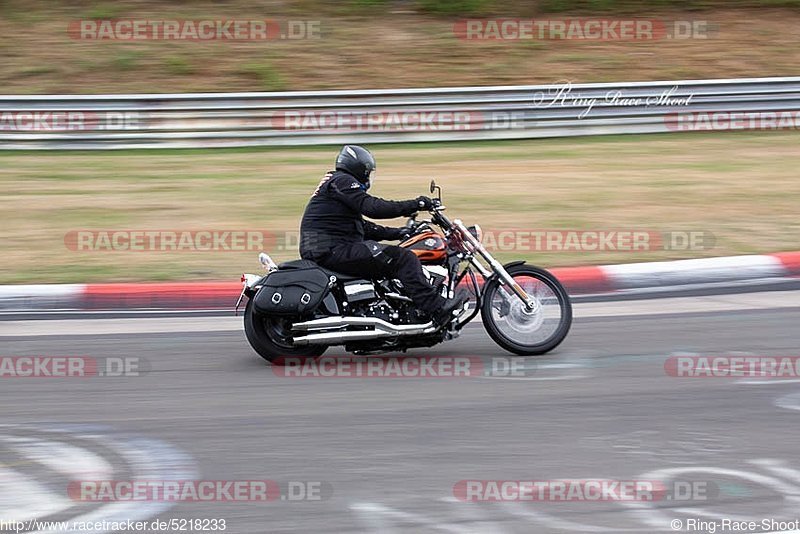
[
  {"xmin": 278, "ymin": 259, "xmax": 363, "ymax": 282},
  {"xmin": 279, "ymin": 259, "xmax": 321, "ymax": 270}
]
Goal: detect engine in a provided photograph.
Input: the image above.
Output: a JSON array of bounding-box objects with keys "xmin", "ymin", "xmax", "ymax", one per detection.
[{"xmin": 342, "ymin": 279, "xmax": 434, "ymax": 325}]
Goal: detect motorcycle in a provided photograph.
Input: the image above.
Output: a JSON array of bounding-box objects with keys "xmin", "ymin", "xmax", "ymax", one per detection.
[{"xmin": 237, "ymin": 180, "xmax": 572, "ymax": 361}]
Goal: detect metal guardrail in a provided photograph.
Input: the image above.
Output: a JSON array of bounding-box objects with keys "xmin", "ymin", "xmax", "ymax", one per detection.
[{"xmin": 1, "ymin": 77, "xmax": 799, "ymax": 149}]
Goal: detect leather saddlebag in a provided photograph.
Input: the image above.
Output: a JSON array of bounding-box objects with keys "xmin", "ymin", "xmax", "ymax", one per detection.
[{"xmin": 252, "ymin": 268, "xmax": 332, "ymax": 316}]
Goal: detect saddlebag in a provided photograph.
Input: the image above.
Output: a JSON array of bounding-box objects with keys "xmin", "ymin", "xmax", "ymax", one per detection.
[{"xmin": 252, "ymin": 268, "xmax": 332, "ymax": 316}]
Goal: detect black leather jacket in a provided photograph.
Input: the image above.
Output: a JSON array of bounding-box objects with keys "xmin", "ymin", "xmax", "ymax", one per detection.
[{"xmin": 299, "ymin": 170, "xmax": 419, "ymax": 261}]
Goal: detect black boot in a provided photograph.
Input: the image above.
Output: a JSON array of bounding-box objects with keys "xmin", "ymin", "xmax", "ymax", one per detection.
[{"xmin": 431, "ymin": 294, "xmax": 469, "ymax": 328}]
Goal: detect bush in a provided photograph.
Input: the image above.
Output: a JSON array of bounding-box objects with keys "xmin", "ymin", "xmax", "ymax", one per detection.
[
  {"xmin": 416, "ymin": 0, "xmax": 494, "ymax": 15},
  {"xmin": 165, "ymin": 56, "xmax": 194, "ymax": 76},
  {"xmin": 239, "ymin": 62, "xmax": 286, "ymax": 91},
  {"xmin": 539, "ymin": 0, "xmax": 800, "ymax": 11}
]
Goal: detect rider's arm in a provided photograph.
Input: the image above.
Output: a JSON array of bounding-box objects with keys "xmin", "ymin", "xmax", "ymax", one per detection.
[
  {"xmin": 330, "ymin": 175, "xmax": 419, "ymax": 219},
  {"xmin": 364, "ymin": 220, "xmax": 406, "ymax": 241}
]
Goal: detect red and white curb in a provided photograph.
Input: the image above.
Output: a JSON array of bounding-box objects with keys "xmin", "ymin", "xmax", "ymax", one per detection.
[
  {"xmin": 1, "ymin": 252, "xmax": 798, "ymax": 310},
  {"xmin": 550, "ymin": 251, "xmax": 800, "ymax": 294}
]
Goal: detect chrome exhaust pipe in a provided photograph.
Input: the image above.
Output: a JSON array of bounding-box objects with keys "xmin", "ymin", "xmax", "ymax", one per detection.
[
  {"xmin": 291, "ymin": 316, "xmax": 437, "ymax": 346},
  {"xmin": 293, "ymin": 316, "xmax": 433, "ymax": 334}
]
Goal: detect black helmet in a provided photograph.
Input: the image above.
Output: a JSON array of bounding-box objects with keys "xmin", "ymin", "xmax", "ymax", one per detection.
[{"xmin": 336, "ymin": 145, "xmax": 376, "ymax": 189}]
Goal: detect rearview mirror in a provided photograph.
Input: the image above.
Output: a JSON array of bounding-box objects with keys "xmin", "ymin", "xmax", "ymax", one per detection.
[{"xmin": 429, "ymin": 179, "xmax": 443, "ymax": 202}]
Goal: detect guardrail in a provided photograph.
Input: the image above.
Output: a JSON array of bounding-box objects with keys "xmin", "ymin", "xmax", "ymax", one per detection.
[{"xmin": 1, "ymin": 76, "xmax": 799, "ymax": 149}]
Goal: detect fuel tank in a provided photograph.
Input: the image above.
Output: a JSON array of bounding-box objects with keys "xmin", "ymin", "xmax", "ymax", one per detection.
[{"xmin": 399, "ymin": 231, "xmax": 447, "ymax": 264}]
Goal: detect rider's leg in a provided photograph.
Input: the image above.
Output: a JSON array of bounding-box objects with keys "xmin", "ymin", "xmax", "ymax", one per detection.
[
  {"xmin": 376, "ymin": 247, "xmax": 468, "ymax": 325},
  {"xmin": 378, "ymin": 245, "xmax": 444, "ymax": 314},
  {"xmin": 319, "ymin": 242, "xmax": 444, "ymax": 314}
]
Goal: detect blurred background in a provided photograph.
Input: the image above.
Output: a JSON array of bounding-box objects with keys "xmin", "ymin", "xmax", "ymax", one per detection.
[
  {"xmin": 2, "ymin": 3, "xmax": 800, "ymax": 534},
  {"xmin": 0, "ymin": 0, "xmax": 798, "ymax": 283},
  {"xmin": 2, "ymin": 0, "xmax": 800, "ymax": 93}
]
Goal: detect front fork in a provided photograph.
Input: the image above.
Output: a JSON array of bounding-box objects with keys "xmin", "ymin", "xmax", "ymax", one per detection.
[{"xmin": 452, "ymin": 219, "xmax": 539, "ymax": 314}]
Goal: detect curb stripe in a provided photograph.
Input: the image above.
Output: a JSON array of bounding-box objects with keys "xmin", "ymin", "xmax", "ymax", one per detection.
[
  {"xmin": 550, "ymin": 266, "xmax": 614, "ymax": 294},
  {"xmin": 0, "ymin": 284, "xmax": 85, "ymax": 309},
  {"xmin": 1, "ymin": 251, "xmax": 798, "ymax": 310},
  {"xmin": 83, "ymin": 282, "xmax": 240, "ymax": 309},
  {"xmin": 773, "ymin": 251, "xmax": 800, "ymax": 275},
  {"xmin": 602, "ymin": 254, "xmax": 784, "ymax": 290}
]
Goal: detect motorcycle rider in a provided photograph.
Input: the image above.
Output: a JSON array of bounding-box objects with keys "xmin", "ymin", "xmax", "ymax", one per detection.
[{"xmin": 299, "ymin": 145, "xmax": 466, "ymax": 327}]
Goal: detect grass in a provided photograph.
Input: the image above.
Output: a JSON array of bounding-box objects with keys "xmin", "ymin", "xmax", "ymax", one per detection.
[
  {"xmin": 83, "ymin": 3, "xmax": 126, "ymax": 21},
  {"xmin": 110, "ymin": 50, "xmax": 141, "ymax": 71},
  {"xmin": 1, "ymin": 131, "xmax": 799, "ymax": 284},
  {"xmin": 0, "ymin": 1, "xmax": 799, "ymax": 93},
  {"xmin": 164, "ymin": 56, "xmax": 195, "ymax": 76},
  {"xmin": 237, "ymin": 61, "xmax": 286, "ymax": 91}
]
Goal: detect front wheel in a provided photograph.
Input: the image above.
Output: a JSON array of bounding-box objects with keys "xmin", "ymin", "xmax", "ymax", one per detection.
[
  {"xmin": 243, "ymin": 299, "xmax": 327, "ymax": 364},
  {"xmin": 481, "ymin": 264, "xmax": 572, "ymax": 355}
]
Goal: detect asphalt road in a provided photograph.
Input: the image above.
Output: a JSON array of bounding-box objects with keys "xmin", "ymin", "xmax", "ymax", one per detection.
[{"xmin": 2, "ymin": 291, "xmax": 800, "ymax": 534}]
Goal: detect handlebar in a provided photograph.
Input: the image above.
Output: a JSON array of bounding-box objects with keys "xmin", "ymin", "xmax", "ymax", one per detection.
[{"xmin": 402, "ymin": 190, "xmax": 448, "ymax": 236}]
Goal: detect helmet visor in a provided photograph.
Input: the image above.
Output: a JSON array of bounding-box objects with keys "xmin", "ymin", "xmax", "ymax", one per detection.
[{"xmin": 365, "ymin": 169, "xmax": 376, "ymax": 190}]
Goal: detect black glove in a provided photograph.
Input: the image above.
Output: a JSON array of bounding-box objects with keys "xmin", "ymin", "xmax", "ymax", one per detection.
[{"xmin": 416, "ymin": 196, "xmax": 435, "ymax": 211}]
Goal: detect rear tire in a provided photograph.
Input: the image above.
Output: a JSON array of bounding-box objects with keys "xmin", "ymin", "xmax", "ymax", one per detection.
[
  {"xmin": 243, "ymin": 299, "xmax": 327, "ymax": 364},
  {"xmin": 481, "ymin": 264, "xmax": 572, "ymax": 356}
]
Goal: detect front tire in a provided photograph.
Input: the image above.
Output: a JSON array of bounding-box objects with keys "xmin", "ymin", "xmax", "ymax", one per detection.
[
  {"xmin": 243, "ymin": 299, "xmax": 327, "ymax": 364},
  {"xmin": 481, "ymin": 264, "xmax": 572, "ymax": 355}
]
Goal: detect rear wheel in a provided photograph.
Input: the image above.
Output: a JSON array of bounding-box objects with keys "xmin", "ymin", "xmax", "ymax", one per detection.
[
  {"xmin": 480, "ymin": 264, "xmax": 572, "ymax": 355},
  {"xmin": 243, "ymin": 299, "xmax": 327, "ymax": 364}
]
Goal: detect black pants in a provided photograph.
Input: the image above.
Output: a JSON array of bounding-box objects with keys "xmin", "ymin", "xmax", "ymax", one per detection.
[{"xmin": 317, "ymin": 241, "xmax": 444, "ymax": 314}]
